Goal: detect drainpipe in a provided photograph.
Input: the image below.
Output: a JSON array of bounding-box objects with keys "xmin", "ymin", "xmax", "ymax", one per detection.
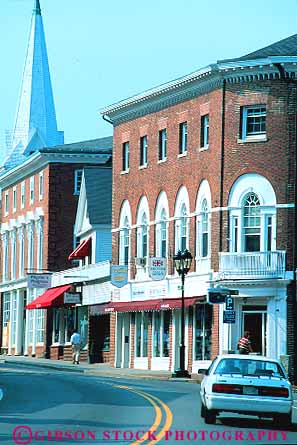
[
  {"xmin": 219, "ymin": 79, "xmax": 226, "ymax": 253},
  {"xmin": 102, "ymin": 114, "xmax": 113, "ymax": 125}
]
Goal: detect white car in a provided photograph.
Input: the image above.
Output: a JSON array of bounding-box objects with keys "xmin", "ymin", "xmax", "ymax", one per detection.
[{"xmin": 199, "ymin": 354, "xmax": 293, "ymax": 426}]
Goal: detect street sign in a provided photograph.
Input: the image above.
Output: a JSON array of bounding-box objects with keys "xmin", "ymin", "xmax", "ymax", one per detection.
[
  {"xmin": 208, "ymin": 288, "xmax": 227, "ymax": 304},
  {"xmin": 149, "ymin": 257, "xmax": 167, "ymax": 281},
  {"xmin": 27, "ymin": 273, "xmax": 52, "ymax": 289},
  {"xmin": 223, "ymin": 310, "xmax": 236, "ymax": 324},
  {"xmin": 225, "ymin": 296, "xmax": 234, "ymax": 311}
]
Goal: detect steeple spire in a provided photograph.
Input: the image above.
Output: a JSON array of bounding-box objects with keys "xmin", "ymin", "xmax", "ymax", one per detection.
[
  {"xmin": 34, "ymin": 0, "xmax": 41, "ymax": 16},
  {"xmin": 2, "ymin": 0, "xmax": 64, "ymax": 169}
]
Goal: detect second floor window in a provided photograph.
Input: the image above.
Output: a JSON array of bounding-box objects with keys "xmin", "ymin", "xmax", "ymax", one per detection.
[
  {"xmin": 13, "ymin": 187, "xmax": 17, "ymax": 212},
  {"xmin": 21, "ymin": 182, "xmax": 25, "ymax": 208},
  {"xmin": 30, "ymin": 177, "xmax": 35, "ymax": 204},
  {"xmin": 4, "ymin": 192, "xmax": 9, "ymax": 214},
  {"xmin": 140, "ymin": 136, "xmax": 148, "ymax": 167},
  {"xmin": 158, "ymin": 129, "xmax": 167, "ymax": 161},
  {"xmin": 200, "ymin": 114, "xmax": 209, "ymax": 148},
  {"xmin": 179, "ymin": 122, "xmax": 188, "ymax": 154},
  {"xmin": 122, "ymin": 142, "xmax": 129, "ymax": 172},
  {"xmin": 39, "ymin": 172, "xmax": 44, "ymax": 200},
  {"xmin": 74, "ymin": 170, "xmax": 83, "ymax": 195},
  {"xmin": 241, "ymin": 105, "xmax": 266, "ymax": 140}
]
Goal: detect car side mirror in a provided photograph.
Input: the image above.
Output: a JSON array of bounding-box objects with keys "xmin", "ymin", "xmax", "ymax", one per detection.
[{"xmin": 198, "ymin": 368, "xmax": 209, "ymax": 375}]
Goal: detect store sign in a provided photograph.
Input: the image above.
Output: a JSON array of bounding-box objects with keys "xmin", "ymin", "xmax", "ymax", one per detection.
[
  {"xmin": 111, "ymin": 265, "xmax": 128, "ymax": 288},
  {"xmin": 27, "ymin": 273, "xmax": 52, "ymax": 289},
  {"xmin": 64, "ymin": 292, "xmax": 82, "ymax": 304},
  {"xmin": 149, "ymin": 257, "xmax": 167, "ymax": 281}
]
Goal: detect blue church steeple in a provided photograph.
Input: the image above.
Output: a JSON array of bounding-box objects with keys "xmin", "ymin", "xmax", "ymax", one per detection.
[{"xmin": 2, "ymin": 0, "xmax": 64, "ymax": 169}]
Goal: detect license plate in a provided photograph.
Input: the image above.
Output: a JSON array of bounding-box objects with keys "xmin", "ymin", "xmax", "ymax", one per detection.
[{"xmin": 243, "ymin": 386, "xmax": 258, "ymax": 395}]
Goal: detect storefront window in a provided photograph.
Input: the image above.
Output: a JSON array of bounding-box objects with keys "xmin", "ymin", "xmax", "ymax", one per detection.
[
  {"xmin": 65, "ymin": 308, "xmax": 75, "ymax": 342},
  {"xmin": 78, "ymin": 306, "xmax": 88, "ymax": 350},
  {"xmin": 194, "ymin": 304, "xmax": 212, "ymax": 360},
  {"xmin": 135, "ymin": 312, "xmax": 148, "ymax": 357},
  {"xmin": 53, "ymin": 310, "xmax": 60, "ymax": 343},
  {"xmin": 36, "ymin": 309, "xmax": 45, "ymax": 343},
  {"xmin": 153, "ymin": 311, "xmax": 170, "ymax": 358},
  {"xmin": 11, "ymin": 292, "xmax": 17, "ymax": 346}
]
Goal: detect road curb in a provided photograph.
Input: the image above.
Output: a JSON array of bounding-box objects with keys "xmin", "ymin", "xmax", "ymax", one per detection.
[{"xmin": 1, "ymin": 358, "xmax": 199, "ymax": 382}]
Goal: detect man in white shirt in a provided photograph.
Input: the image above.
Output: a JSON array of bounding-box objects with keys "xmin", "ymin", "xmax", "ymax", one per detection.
[{"xmin": 70, "ymin": 330, "xmax": 81, "ymax": 364}]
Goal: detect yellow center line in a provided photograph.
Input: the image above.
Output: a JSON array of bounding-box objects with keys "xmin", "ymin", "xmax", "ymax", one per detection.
[{"xmin": 112, "ymin": 384, "xmax": 173, "ymax": 445}]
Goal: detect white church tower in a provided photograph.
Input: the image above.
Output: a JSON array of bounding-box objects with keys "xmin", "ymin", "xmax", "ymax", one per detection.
[{"xmin": 3, "ymin": 0, "xmax": 64, "ymax": 169}]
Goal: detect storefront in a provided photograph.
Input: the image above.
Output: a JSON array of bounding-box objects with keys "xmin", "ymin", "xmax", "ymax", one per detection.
[{"xmin": 106, "ymin": 297, "xmax": 213, "ymax": 372}]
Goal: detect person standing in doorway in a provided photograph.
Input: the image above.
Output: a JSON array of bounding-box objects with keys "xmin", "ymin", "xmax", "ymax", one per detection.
[
  {"xmin": 237, "ymin": 331, "xmax": 253, "ymax": 354},
  {"xmin": 70, "ymin": 330, "xmax": 81, "ymax": 364}
]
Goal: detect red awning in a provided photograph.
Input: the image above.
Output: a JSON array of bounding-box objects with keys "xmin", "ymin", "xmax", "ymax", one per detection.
[
  {"xmin": 68, "ymin": 237, "xmax": 91, "ymax": 260},
  {"xmin": 26, "ymin": 284, "xmax": 72, "ymax": 309},
  {"xmin": 103, "ymin": 296, "xmax": 206, "ymax": 313}
]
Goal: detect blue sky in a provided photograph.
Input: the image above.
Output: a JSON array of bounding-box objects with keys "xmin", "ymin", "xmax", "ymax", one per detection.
[{"xmin": 0, "ymin": 0, "xmax": 296, "ymax": 153}]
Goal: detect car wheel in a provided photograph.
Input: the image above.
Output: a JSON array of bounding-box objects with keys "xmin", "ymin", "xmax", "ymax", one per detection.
[
  {"xmin": 200, "ymin": 403, "xmax": 205, "ymax": 418},
  {"xmin": 273, "ymin": 413, "xmax": 292, "ymax": 428},
  {"xmin": 204, "ymin": 407, "xmax": 216, "ymax": 424}
]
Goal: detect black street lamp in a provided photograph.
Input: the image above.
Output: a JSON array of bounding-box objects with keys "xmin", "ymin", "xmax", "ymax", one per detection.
[{"xmin": 172, "ymin": 249, "xmax": 193, "ymax": 378}]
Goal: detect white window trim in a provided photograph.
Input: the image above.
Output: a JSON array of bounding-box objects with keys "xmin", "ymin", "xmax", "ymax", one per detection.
[
  {"xmin": 159, "ymin": 129, "xmax": 167, "ymax": 161},
  {"xmin": 29, "ymin": 176, "xmax": 35, "ymax": 204},
  {"xmin": 4, "ymin": 192, "xmax": 9, "ymax": 215},
  {"xmin": 201, "ymin": 114, "xmax": 209, "ymax": 149},
  {"xmin": 39, "ymin": 172, "xmax": 44, "ymax": 201},
  {"xmin": 241, "ymin": 105, "xmax": 266, "ymax": 141},
  {"xmin": 12, "ymin": 187, "xmax": 17, "ymax": 213},
  {"xmin": 21, "ymin": 181, "xmax": 25, "ymax": 209},
  {"xmin": 122, "ymin": 142, "xmax": 130, "ymax": 172}
]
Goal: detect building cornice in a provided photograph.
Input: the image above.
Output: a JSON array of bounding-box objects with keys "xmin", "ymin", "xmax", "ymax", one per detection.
[
  {"xmin": 0, "ymin": 152, "xmax": 111, "ymax": 189},
  {"xmin": 101, "ymin": 57, "xmax": 297, "ymax": 126}
]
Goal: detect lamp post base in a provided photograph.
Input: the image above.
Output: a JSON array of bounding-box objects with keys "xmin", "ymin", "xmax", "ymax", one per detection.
[{"xmin": 172, "ymin": 368, "xmax": 191, "ymax": 378}]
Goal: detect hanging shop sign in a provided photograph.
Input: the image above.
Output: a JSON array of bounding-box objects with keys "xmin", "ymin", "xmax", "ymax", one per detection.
[
  {"xmin": 111, "ymin": 265, "xmax": 128, "ymax": 288},
  {"xmin": 149, "ymin": 257, "xmax": 167, "ymax": 281},
  {"xmin": 27, "ymin": 273, "xmax": 52, "ymax": 289},
  {"xmin": 64, "ymin": 292, "xmax": 82, "ymax": 304}
]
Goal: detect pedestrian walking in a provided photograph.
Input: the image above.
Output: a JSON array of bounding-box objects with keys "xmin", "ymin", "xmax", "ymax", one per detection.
[
  {"xmin": 70, "ymin": 330, "xmax": 81, "ymax": 364},
  {"xmin": 237, "ymin": 331, "xmax": 253, "ymax": 354}
]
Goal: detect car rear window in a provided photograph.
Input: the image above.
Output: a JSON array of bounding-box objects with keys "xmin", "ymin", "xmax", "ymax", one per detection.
[{"xmin": 214, "ymin": 358, "xmax": 285, "ymax": 378}]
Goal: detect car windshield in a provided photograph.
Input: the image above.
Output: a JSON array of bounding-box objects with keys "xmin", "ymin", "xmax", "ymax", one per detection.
[{"xmin": 214, "ymin": 358, "xmax": 286, "ymax": 378}]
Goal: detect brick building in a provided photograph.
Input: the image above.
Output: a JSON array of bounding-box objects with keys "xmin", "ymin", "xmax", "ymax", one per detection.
[
  {"xmin": 102, "ymin": 34, "xmax": 297, "ymax": 378},
  {"xmin": 0, "ymin": 139, "xmax": 112, "ymax": 357}
]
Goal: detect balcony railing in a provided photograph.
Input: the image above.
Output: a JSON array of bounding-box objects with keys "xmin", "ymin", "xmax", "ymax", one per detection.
[{"xmin": 218, "ymin": 251, "xmax": 286, "ymax": 280}]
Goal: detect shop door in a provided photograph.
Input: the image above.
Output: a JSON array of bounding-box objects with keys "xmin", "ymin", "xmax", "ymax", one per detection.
[
  {"xmin": 242, "ymin": 308, "xmax": 267, "ymax": 355},
  {"xmin": 121, "ymin": 313, "xmax": 130, "ymax": 368}
]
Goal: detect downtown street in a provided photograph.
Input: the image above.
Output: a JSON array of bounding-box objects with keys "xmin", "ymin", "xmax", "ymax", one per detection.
[{"xmin": 0, "ymin": 363, "xmax": 297, "ymax": 445}]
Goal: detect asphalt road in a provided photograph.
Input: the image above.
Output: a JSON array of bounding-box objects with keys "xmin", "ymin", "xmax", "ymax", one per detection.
[{"xmin": 1, "ymin": 363, "xmax": 297, "ymax": 445}]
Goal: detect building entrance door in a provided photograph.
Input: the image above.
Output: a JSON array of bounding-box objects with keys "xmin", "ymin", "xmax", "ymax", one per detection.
[{"xmin": 242, "ymin": 306, "xmax": 267, "ymax": 355}]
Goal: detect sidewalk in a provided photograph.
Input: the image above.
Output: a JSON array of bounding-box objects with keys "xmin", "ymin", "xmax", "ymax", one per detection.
[{"xmin": 0, "ymin": 355, "xmax": 200, "ymax": 383}]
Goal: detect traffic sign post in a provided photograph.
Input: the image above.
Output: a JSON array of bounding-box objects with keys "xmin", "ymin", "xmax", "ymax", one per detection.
[
  {"xmin": 225, "ymin": 296, "xmax": 234, "ymax": 311},
  {"xmin": 223, "ymin": 310, "xmax": 236, "ymax": 324}
]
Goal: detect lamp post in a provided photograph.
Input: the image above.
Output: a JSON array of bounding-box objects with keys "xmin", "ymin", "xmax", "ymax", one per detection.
[{"xmin": 173, "ymin": 249, "xmax": 193, "ymax": 378}]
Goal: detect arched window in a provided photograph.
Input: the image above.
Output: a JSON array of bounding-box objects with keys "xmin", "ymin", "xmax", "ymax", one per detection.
[
  {"xmin": 243, "ymin": 192, "xmax": 261, "ymax": 252},
  {"xmin": 156, "ymin": 209, "xmax": 167, "ymax": 258},
  {"xmin": 180, "ymin": 204, "xmax": 188, "ymax": 252},
  {"xmin": 201, "ymin": 199, "xmax": 209, "ymax": 258},
  {"xmin": 119, "ymin": 216, "xmax": 130, "ymax": 265},
  {"xmin": 118, "ymin": 200, "xmax": 132, "ymax": 267},
  {"xmin": 228, "ymin": 174, "xmax": 276, "ymax": 253}
]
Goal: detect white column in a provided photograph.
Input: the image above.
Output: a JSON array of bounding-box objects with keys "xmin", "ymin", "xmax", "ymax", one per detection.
[
  {"xmin": 15, "ymin": 289, "xmax": 24, "ymax": 355},
  {"xmin": 31, "ymin": 289, "xmax": 37, "ymax": 356},
  {"xmin": 24, "ymin": 308, "xmax": 29, "ymax": 356},
  {"xmin": 7, "ymin": 292, "xmax": 13, "ymax": 355}
]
